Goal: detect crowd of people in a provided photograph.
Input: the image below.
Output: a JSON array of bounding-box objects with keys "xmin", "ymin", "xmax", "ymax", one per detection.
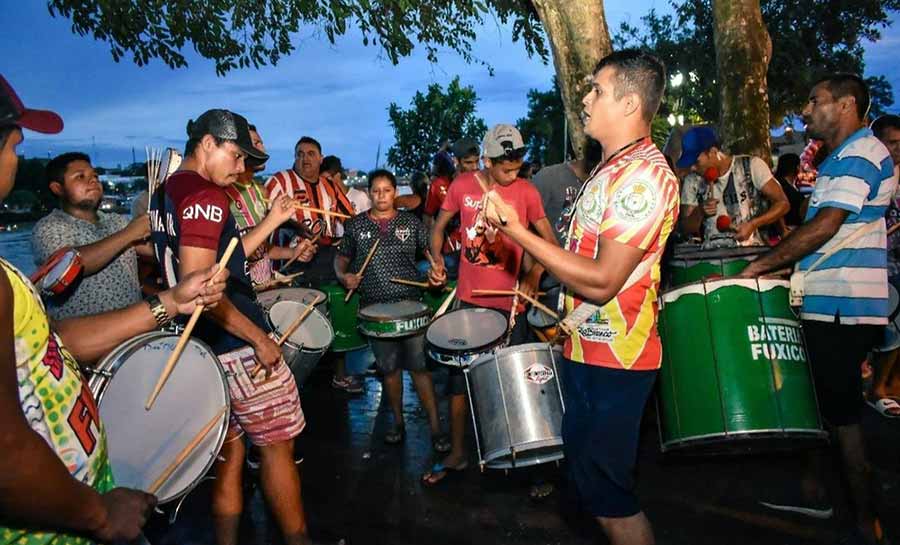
[{"xmin": 1, "ymin": 46, "xmax": 898, "ymax": 545}]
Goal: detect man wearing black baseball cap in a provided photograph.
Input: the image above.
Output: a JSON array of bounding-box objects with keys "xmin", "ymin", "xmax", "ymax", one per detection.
[
  {"xmin": 0, "ymin": 78, "xmax": 231, "ymax": 544},
  {"xmin": 149, "ymin": 109, "xmax": 321, "ymax": 545}
]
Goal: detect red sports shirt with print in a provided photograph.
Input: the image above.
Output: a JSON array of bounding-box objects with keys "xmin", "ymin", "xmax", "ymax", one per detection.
[
  {"xmin": 562, "ymin": 138, "xmax": 679, "ymax": 371},
  {"xmin": 441, "ymin": 171, "xmax": 546, "ymax": 311}
]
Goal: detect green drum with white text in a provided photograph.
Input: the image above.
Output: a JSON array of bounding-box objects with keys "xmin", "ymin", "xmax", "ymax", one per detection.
[
  {"xmin": 657, "ymin": 277, "xmax": 826, "ymax": 454},
  {"xmin": 358, "ymin": 300, "xmax": 431, "ymax": 338}
]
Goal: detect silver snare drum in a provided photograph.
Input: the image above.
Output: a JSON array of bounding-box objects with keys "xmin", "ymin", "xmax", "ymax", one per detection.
[
  {"xmin": 257, "ymin": 287, "xmax": 329, "ymax": 317},
  {"xmin": 465, "ymin": 343, "xmax": 565, "ymax": 469},
  {"xmin": 357, "ymin": 300, "xmax": 431, "ymax": 339},
  {"xmin": 267, "ymin": 300, "xmax": 334, "ymax": 387},
  {"xmin": 425, "ymin": 307, "xmax": 508, "ymax": 367},
  {"xmin": 88, "ymin": 332, "xmax": 230, "ymax": 505}
]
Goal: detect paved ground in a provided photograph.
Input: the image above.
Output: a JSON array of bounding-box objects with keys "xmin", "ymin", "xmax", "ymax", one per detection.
[{"xmin": 145, "ymin": 354, "xmax": 900, "ymax": 545}]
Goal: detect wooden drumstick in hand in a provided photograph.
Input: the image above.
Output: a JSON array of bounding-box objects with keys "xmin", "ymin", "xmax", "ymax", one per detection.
[
  {"xmin": 514, "ymin": 288, "xmax": 559, "ymax": 320},
  {"xmin": 475, "ymin": 173, "xmax": 506, "ymax": 225},
  {"xmin": 432, "ymin": 287, "xmax": 457, "ymax": 320},
  {"xmin": 278, "ymin": 232, "xmax": 322, "ymax": 274},
  {"xmin": 344, "ymin": 238, "xmax": 380, "ymax": 302},
  {"xmin": 145, "ymin": 238, "xmax": 239, "ymax": 410},
  {"xmin": 148, "ymin": 406, "xmax": 227, "ymax": 494},
  {"xmin": 277, "ymin": 296, "xmax": 322, "ymax": 347}
]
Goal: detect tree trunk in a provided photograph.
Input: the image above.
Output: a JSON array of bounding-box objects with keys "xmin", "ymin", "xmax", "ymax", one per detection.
[
  {"xmin": 711, "ymin": 0, "xmax": 772, "ymax": 162},
  {"xmin": 530, "ymin": 0, "xmax": 611, "ymax": 159}
]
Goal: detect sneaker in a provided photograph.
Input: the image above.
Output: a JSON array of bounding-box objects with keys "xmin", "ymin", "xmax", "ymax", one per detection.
[
  {"xmin": 331, "ymin": 375, "xmax": 364, "ymax": 394},
  {"xmin": 759, "ymin": 495, "xmax": 833, "ymax": 519}
]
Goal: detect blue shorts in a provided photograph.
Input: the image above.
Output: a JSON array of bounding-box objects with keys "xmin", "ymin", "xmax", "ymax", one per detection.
[{"xmin": 561, "ymin": 358, "xmax": 657, "ymax": 518}]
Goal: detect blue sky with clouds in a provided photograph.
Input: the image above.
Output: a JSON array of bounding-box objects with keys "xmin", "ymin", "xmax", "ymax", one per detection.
[{"xmin": 2, "ymin": 2, "xmax": 897, "ymax": 173}]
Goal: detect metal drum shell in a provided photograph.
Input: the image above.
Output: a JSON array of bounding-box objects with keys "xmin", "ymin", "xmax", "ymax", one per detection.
[
  {"xmin": 89, "ymin": 332, "xmax": 230, "ymax": 505},
  {"xmin": 267, "ymin": 301, "xmax": 334, "ymax": 388},
  {"xmin": 465, "ymin": 343, "xmax": 566, "ymax": 469},
  {"xmin": 357, "ymin": 300, "xmax": 431, "ymax": 339}
]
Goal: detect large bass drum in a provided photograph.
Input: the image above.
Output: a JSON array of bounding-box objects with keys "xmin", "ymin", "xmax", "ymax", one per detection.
[
  {"xmin": 88, "ymin": 332, "xmax": 230, "ymax": 504},
  {"xmin": 657, "ymin": 277, "xmax": 827, "ymax": 454}
]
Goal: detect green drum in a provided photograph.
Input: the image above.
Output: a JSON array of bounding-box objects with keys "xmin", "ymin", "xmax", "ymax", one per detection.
[
  {"xmin": 668, "ymin": 246, "xmax": 768, "ymax": 288},
  {"xmin": 358, "ymin": 300, "xmax": 431, "ymax": 338},
  {"xmin": 657, "ymin": 278, "xmax": 826, "ymax": 454},
  {"xmin": 423, "ymin": 280, "xmax": 457, "ymax": 314},
  {"xmin": 321, "ymin": 283, "xmax": 367, "ymax": 352}
]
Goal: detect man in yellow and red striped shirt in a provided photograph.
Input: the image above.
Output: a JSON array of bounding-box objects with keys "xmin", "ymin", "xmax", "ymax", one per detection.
[{"xmin": 482, "ymin": 50, "xmax": 678, "ymax": 545}]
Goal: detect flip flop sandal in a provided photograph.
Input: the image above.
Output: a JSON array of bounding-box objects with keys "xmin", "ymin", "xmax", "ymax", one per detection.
[
  {"xmin": 421, "ymin": 461, "xmax": 468, "ymax": 487},
  {"xmin": 384, "ymin": 426, "xmax": 406, "ymax": 444},
  {"xmin": 432, "ymin": 433, "xmax": 451, "ymax": 454},
  {"xmin": 529, "ymin": 482, "xmax": 555, "ymax": 502},
  {"xmin": 867, "ymin": 398, "xmax": 900, "ymax": 418}
]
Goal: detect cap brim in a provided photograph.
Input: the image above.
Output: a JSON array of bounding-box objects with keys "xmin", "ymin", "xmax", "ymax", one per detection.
[
  {"xmin": 675, "ymin": 150, "xmax": 700, "ymax": 169},
  {"xmin": 17, "ymin": 108, "xmax": 63, "ymax": 134}
]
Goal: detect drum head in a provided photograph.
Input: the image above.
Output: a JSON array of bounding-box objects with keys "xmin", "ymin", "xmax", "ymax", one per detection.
[
  {"xmin": 94, "ymin": 333, "xmax": 228, "ymax": 504},
  {"xmin": 257, "ymin": 288, "xmax": 327, "ymax": 312},
  {"xmin": 426, "ymin": 308, "xmax": 507, "ymax": 352},
  {"xmin": 42, "ymin": 249, "xmax": 78, "ymax": 290},
  {"xmin": 269, "ymin": 300, "xmax": 334, "ymax": 351},
  {"xmin": 359, "ymin": 300, "xmax": 429, "ymax": 320}
]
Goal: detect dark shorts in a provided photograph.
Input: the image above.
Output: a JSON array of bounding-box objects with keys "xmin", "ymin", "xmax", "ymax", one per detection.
[
  {"xmin": 445, "ymin": 300, "xmax": 533, "ymax": 397},
  {"xmin": 561, "ymin": 358, "xmax": 657, "ymax": 518},
  {"xmin": 802, "ymin": 318, "xmax": 882, "ymax": 427},
  {"xmin": 370, "ymin": 333, "xmax": 428, "ymax": 374}
]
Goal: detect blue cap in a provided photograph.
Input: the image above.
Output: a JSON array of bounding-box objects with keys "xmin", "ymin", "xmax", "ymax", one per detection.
[{"xmin": 676, "ymin": 126, "xmax": 718, "ymax": 168}]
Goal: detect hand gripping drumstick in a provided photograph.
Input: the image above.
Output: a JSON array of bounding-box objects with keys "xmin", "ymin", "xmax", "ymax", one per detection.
[
  {"xmin": 145, "ymin": 237, "xmax": 239, "ymax": 410},
  {"xmin": 344, "ymin": 238, "xmax": 380, "ymax": 302},
  {"xmin": 514, "ymin": 288, "xmax": 559, "ymax": 321},
  {"xmin": 475, "ymin": 173, "xmax": 507, "ymax": 226},
  {"xmin": 293, "ymin": 203, "xmax": 351, "ymax": 219},
  {"xmin": 278, "ymin": 232, "xmax": 322, "ymax": 274},
  {"xmin": 147, "ymin": 406, "xmax": 227, "ymax": 495}
]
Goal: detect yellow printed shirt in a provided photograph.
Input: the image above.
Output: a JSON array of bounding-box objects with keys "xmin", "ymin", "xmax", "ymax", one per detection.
[
  {"xmin": 0, "ymin": 258, "xmax": 114, "ymax": 545},
  {"xmin": 562, "ymin": 138, "xmax": 679, "ymax": 371}
]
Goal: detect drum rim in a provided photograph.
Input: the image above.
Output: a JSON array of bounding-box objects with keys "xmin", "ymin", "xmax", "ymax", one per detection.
[
  {"xmin": 267, "ymin": 305, "xmax": 334, "ymax": 351},
  {"xmin": 661, "ymin": 276, "xmax": 790, "ymax": 303},
  {"xmin": 672, "ymin": 245, "xmax": 769, "ymax": 261},
  {"xmin": 93, "ymin": 331, "xmax": 230, "ymax": 504},
  {"xmin": 466, "ymin": 342, "xmax": 556, "ymax": 371},
  {"xmin": 357, "ymin": 300, "xmax": 431, "ymax": 323},
  {"xmin": 480, "ymin": 439, "xmax": 565, "ymax": 469},
  {"xmin": 425, "ymin": 307, "xmax": 508, "ymax": 354},
  {"xmin": 660, "ymin": 428, "xmax": 829, "ymax": 452}
]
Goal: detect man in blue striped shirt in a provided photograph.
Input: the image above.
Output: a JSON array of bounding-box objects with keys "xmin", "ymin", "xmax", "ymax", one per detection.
[{"xmin": 741, "ymin": 74, "xmax": 895, "ymax": 545}]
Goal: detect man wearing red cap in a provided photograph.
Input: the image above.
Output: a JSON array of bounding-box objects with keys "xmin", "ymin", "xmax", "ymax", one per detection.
[{"xmin": 0, "ymin": 75, "xmax": 228, "ymax": 544}]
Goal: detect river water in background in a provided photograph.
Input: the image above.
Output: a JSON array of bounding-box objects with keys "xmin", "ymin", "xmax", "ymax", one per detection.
[{"xmin": 0, "ymin": 223, "xmax": 35, "ymax": 276}]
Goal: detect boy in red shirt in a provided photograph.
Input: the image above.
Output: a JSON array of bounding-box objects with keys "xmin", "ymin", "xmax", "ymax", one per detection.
[{"xmin": 422, "ymin": 124, "xmax": 558, "ymax": 485}]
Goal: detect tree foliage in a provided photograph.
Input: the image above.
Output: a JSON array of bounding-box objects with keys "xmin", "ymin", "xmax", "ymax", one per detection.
[
  {"xmin": 516, "ymin": 78, "xmax": 570, "ymax": 166},
  {"xmin": 47, "ymin": 0, "xmax": 548, "ymax": 76},
  {"xmin": 386, "ymin": 77, "xmax": 487, "ymax": 175},
  {"xmin": 615, "ymin": 0, "xmax": 899, "ymax": 125}
]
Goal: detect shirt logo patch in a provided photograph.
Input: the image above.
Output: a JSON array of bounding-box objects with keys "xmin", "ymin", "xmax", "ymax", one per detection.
[
  {"xmin": 612, "ymin": 180, "xmax": 657, "ymax": 223},
  {"xmin": 182, "ymin": 203, "xmax": 223, "ymax": 223},
  {"xmin": 395, "ymin": 227, "xmax": 411, "ymax": 242}
]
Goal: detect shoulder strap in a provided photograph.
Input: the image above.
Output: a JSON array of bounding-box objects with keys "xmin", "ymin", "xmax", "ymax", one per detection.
[{"xmin": 803, "ymin": 218, "xmax": 882, "ymax": 275}]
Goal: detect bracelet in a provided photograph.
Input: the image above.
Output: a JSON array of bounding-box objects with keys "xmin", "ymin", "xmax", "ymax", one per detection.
[{"xmin": 145, "ymin": 295, "xmax": 172, "ymax": 328}]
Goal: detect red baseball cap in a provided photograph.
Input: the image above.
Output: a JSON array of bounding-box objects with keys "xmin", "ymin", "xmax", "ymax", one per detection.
[{"xmin": 0, "ymin": 75, "xmax": 63, "ymax": 134}]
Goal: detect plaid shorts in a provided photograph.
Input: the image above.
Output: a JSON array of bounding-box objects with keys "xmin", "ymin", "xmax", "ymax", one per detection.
[{"xmin": 219, "ymin": 345, "xmax": 305, "ymax": 446}]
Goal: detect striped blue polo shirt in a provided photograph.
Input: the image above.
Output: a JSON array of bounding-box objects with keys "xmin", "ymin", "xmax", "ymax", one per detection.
[{"xmin": 799, "ymin": 128, "xmax": 897, "ymax": 325}]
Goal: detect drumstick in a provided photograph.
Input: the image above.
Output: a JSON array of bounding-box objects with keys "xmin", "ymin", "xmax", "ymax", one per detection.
[
  {"xmin": 145, "ymin": 237, "xmax": 239, "ymax": 410},
  {"xmin": 514, "ymin": 288, "xmax": 559, "ymax": 320},
  {"xmin": 278, "ymin": 232, "xmax": 322, "ymax": 274},
  {"xmin": 277, "ymin": 296, "xmax": 322, "ymax": 347},
  {"xmin": 475, "ymin": 172, "xmax": 507, "ymax": 225},
  {"xmin": 432, "ymin": 287, "xmax": 457, "ymax": 320},
  {"xmin": 391, "ymin": 277, "xmax": 430, "ymax": 289},
  {"xmin": 344, "ymin": 238, "xmax": 380, "ymax": 302},
  {"xmin": 293, "ymin": 204, "xmax": 351, "ymax": 219},
  {"xmin": 889, "ymin": 222, "xmax": 900, "ymax": 236},
  {"xmin": 471, "ymin": 289, "xmax": 547, "ymax": 296},
  {"xmin": 147, "ymin": 406, "xmax": 227, "ymax": 495}
]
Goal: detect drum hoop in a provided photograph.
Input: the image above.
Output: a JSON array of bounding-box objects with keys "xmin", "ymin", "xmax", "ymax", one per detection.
[
  {"xmin": 674, "ymin": 246, "xmax": 768, "ymax": 261},
  {"xmin": 93, "ymin": 332, "xmax": 230, "ymax": 504},
  {"xmin": 425, "ymin": 307, "xmax": 508, "ymax": 353},
  {"xmin": 661, "ymin": 277, "xmax": 789, "ymax": 303},
  {"xmin": 357, "ymin": 305, "xmax": 431, "ymax": 323}
]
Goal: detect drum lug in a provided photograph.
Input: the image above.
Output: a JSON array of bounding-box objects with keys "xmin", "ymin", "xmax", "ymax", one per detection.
[{"xmin": 81, "ymin": 367, "xmax": 112, "ymax": 378}]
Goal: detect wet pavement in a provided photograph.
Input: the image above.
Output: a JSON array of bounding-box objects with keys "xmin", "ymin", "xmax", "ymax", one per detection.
[{"xmin": 145, "ymin": 355, "xmax": 900, "ymax": 545}]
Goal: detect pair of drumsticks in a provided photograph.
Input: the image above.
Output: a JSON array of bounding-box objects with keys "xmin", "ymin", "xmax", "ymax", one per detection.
[{"xmin": 472, "ymin": 288, "xmax": 557, "ymax": 321}]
